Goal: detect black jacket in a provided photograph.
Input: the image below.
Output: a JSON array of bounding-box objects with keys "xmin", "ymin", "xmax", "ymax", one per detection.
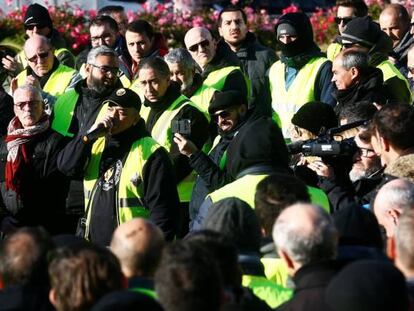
[
  {"xmin": 201, "ymin": 39, "xmax": 249, "ymax": 101},
  {"xmin": 0, "ymin": 128, "xmax": 69, "ymax": 235},
  {"xmin": 334, "ymin": 67, "xmax": 389, "ymax": 114},
  {"xmin": 49, "ymin": 28, "xmax": 75, "ymax": 68},
  {"xmin": 57, "ymin": 119, "xmax": 180, "ymax": 241},
  {"xmin": 391, "ymin": 30, "xmax": 414, "ymax": 78},
  {"xmin": 234, "ymin": 32, "xmax": 277, "ymax": 117},
  {"xmin": 145, "ymin": 82, "xmax": 210, "ymax": 183},
  {"xmin": 0, "ymin": 87, "xmax": 14, "ymax": 136},
  {"xmin": 275, "ymin": 261, "xmax": 339, "ymax": 311}
]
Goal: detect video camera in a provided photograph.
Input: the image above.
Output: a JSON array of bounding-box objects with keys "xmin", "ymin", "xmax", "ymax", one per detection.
[{"xmin": 287, "ymin": 120, "xmax": 368, "ymax": 157}]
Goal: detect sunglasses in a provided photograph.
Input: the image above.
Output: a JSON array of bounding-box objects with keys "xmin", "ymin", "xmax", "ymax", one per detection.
[
  {"xmin": 356, "ymin": 147, "xmax": 376, "ymax": 158},
  {"xmin": 25, "ymin": 24, "xmax": 48, "ymax": 30},
  {"xmin": 188, "ymin": 40, "xmax": 210, "ymax": 52},
  {"xmin": 89, "ymin": 63, "xmax": 121, "ymax": 77},
  {"xmin": 26, "ymin": 50, "xmax": 50, "ymax": 63},
  {"xmin": 211, "ymin": 109, "xmax": 233, "ymax": 123},
  {"xmin": 334, "ymin": 17, "xmax": 354, "ymax": 25}
]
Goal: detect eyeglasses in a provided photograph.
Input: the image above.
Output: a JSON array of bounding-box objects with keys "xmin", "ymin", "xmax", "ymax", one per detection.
[
  {"xmin": 334, "ymin": 17, "xmax": 354, "ymax": 25},
  {"xmin": 188, "ymin": 40, "xmax": 210, "ymax": 52},
  {"xmin": 89, "ymin": 63, "xmax": 121, "ymax": 77},
  {"xmin": 14, "ymin": 100, "xmax": 42, "ymax": 109},
  {"xmin": 356, "ymin": 147, "xmax": 376, "ymax": 158},
  {"xmin": 211, "ymin": 109, "xmax": 232, "ymax": 123},
  {"xmin": 91, "ymin": 33, "xmax": 114, "ymax": 43},
  {"xmin": 25, "ymin": 24, "xmax": 48, "ymax": 31},
  {"xmin": 26, "ymin": 50, "xmax": 50, "ymax": 63}
]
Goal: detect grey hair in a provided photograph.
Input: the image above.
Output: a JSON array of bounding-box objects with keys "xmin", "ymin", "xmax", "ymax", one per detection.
[
  {"xmin": 86, "ymin": 45, "xmax": 118, "ymax": 65},
  {"xmin": 395, "ymin": 209, "xmax": 414, "ymax": 270},
  {"xmin": 273, "ymin": 204, "xmax": 337, "ymax": 266},
  {"xmin": 379, "ymin": 181, "xmax": 414, "ymax": 211},
  {"xmin": 14, "ymin": 84, "xmax": 43, "ymax": 102},
  {"xmin": 164, "ymin": 48, "xmax": 196, "ymax": 71},
  {"xmin": 340, "ymin": 49, "xmax": 369, "ymax": 71}
]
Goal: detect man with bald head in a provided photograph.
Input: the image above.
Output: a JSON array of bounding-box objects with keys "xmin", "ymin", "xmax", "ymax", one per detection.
[
  {"xmin": 14, "ymin": 34, "xmax": 81, "ymax": 111},
  {"xmin": 110, "ymin": 218, "xmax": 165, "ymax": 298},
  {"xmin": 184, "ymin": 27, "xmax": 249, "ymax": 115},
  {"xmin": 380, "ymin": 4, "xmax": 413, "ymax": 76},
  {"xmin": 373, "ymin": 179, "xmax": 414, "ymax": 238},
  {"xmin": 273, "ymin": 203, "xmax": 339, "ymax": 311}
]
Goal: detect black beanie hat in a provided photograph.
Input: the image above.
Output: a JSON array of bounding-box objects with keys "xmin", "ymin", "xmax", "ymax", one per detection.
[
  {"xmin": 291, "ymin": 101, "xmax": 337, "ymax": 135},
  {"xmin": 325, "ymin": 260, "xmax": 409, "ymax": 311},
  {"xmin": 24, "ymin": 3, "xmax": 53, "ymax": 29},
  {"xmin": 104, "ymin": 88, "xmax": 142, "ymax": 112},
  {"xmin": 339, "ymin": 16, "xmax": 383, "ymax": 48},
  {"xmin": 208, "ymin": 90, "xmax": 247, "ymax": 114}
]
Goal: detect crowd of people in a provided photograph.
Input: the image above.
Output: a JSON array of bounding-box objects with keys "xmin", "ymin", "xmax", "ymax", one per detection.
[{"xmin": 1, "ymin": 1, "xmax": 414, "ymax": 310}]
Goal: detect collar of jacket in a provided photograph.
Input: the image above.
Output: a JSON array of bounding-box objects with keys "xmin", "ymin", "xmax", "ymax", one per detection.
[
  {"xmin": 201, "ymin": 39, "xmax": 241, "ymax": 79},
  {"xmin": 392, "ymin": 30, "xmax": 414, "ymax": 61},
  {"xmin": 235, "ymin": 32, "xmax": 257, "ymax": 59},
  {"xmin": 293, "ymin": 260, "xmax": 340, "ymax": 291},
  {"xmin": 143, "ymin": 81, "xmax": 182, "ymax": 111}
]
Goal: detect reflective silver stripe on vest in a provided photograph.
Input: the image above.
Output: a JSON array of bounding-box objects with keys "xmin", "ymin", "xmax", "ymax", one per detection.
[{"xmin": 119, "ymin": 197, "xmax": 144, "ymax": 208}]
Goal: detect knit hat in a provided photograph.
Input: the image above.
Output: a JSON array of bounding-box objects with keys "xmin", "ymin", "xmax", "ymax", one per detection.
[
  {"xmin": 276, "ymin": 23, "xmax": 298, "ymax": 38},
  {"xmin": 208, "ymin": 90, "xmax": 247, "ymax": 114},
  {"xmin": 325, "ymin": 260, "xmax": 409, "ymax": 311},
  {"xmin": 291, "ymin": 101, "xmax": 337, "ymax": 135},
  {"xmin": 24, "ymin": 3, "xmax": 53, "ymax": 29},
  {"xmin": 104, "ymin": 88, "xmax": 142, "ymax": 112},
  {"xmin": 339, "ymin": 16, "xmax": 383, "ymax": 48}
]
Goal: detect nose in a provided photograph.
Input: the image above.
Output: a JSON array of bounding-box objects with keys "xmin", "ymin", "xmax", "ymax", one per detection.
[{"xmin": 171, "ymin": 73, "xmax": 178, "ymax": 82}]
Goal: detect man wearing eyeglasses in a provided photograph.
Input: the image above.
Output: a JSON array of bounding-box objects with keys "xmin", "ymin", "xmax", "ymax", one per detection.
[
  {"xmin": 1, "ymin": 3, "xmax": 75, "ymax": 79},
  {"xmin": 51, "ymin": 45, "xmax": 123, "ymax": 234},
  {"xmin": 184, "ymin": 27, "xmax": 249, "ymax": 116},
  {"xmin": 327, "ymin": 0, "xmax": 368, "ymax": 61},
  {"xmin": 14, "ymin": 34, "xmax": 81, "ymax": 112},
  {"xmin": 174, "ymin": 90, "xmax": 249, "ymax": 225},
  {"xmin": 0, "ymin": 85, "xmax": 69, "ymax": 235},
  {"xmin": 379, "ymin": 4, "xmax": 413, "ymax": 78}
]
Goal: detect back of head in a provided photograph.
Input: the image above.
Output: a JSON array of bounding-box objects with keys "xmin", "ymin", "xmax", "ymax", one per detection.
[
  {"xmin": 202, "ymin": 197, "xmax": 261, "ymax": 253},
  {"xmin": 91, "ymin": 290, "xmax": 163, "ymax": 311},
  {"xmin": 255, "ymin": 173, "xmax": 310, "ymax": 236},
  {"xmin": 291, "ymin": 101, "xmax": 338, "ymax": 136},
  {"xmin": 155, "ymin": 241, "xmax": 222, "ymax": 311},
  {"xmin": 98, "ymin": 5, "xmax": 124, "ymax": 16},
  {"xmin": 226, "ymin": 117, "xmax": 289, "ymax": 178},
  {"xmin": 375, "ymin": 178, "xmax": 414, "ymax": 213},
  {"xmin": 338, "ymin": 100, "xmax": 378, "ymax": 124},
  {"xmin": 110, "ymin": 218, "xmax": 165, "ymax": 278},
  {"xmin": 336, "ymin": 0, "xmax": 368, "ymax": 17},
  {"xmin": 0, "ymin": 227, "xmax": 54, "ymax": 287},
  {"xmin": 185, "ymin": 230, "xmax": 241, "ymax": 288},
  {"xmin": 325, "ymin": 260, "xmax": 409, "ymax": 311},
  {"xmin": 372, "ymin": 102, "xmax": 414, "ymax": 151},
  {"xmin": 48, "ymin": 244, "xmax": 124, "ymax": 311},
  {"xmin": 273, "ymin": 203, "xmax": 338, "ymax": 267}
]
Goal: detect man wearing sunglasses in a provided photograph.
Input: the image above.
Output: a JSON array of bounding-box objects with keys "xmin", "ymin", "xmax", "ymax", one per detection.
[
  {"xmin": 184, "ymin": 27, "xmax": 249, "ymax": 116},
  {"xmin": 14, "ymin": 34, "xmax": 81, "ymax": 112},
  {"xmin": 379, "ymin": 4, "xmax": 413, "ymax": 78},
  {"xmin": 1, "ymin": 3, "xmax": 74, "ymax": 79},
  {"xmin": 327, "ymin": 0, "xmax": 368, "ymax": 61},
  {"xmin": 174, "ymin": 90, "xmax": 249, "ymax": 225}
]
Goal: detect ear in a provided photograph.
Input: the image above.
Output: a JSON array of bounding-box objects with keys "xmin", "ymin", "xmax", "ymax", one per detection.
[
  {"xmin": 218, "ymin": 26, "xmax": 223, "ymax": 37},
  {"xmin": 380, "ymin": 135, "xmax": 390, "ymax": 152},
  {"xmin": 278, "ymin": 249, "xmax": 294, "ymax": 270},
  {"xmin": 350, "ymin": 66, "xmax": 360, "ymax": 80},
  {"xmin": 387, "ymin": 208, "xmax": 401, "ymax": 226},
  {"xmin": 85, "ymin": 63, "xmax": 91, "ymax": 76},
  {"xmin": 49, "ymin": 288, "xmax": 58, "ymax": 308},
  {"xmin": 386, "ymin": 236, "xmax": 397, "ymax": 261}
]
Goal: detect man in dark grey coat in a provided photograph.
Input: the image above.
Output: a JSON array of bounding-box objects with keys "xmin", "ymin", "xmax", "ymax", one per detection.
[{"xmin": 218, "ymin": 6, "xmax": 277, "ymax": 118}]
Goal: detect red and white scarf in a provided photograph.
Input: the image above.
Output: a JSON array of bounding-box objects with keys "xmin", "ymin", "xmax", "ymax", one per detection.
[{"xmin": 5, "ymin": 115, "xmax": 49, "ymax": 195}]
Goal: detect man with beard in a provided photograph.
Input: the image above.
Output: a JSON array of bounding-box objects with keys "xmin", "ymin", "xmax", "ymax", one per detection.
[
  {"xmin": 51, "ymin": 45, "xmax": 122, "ymax": 233},
  {"xmin": 218, "ymin": 6, "xmax": 277, "ymax": 117},
  {"xmin": 174, "ymin": 90, "xmax": 249, "ymax": 225},
  {"xmin": 379, "ymin": 4, "xmax": 413, "ymax": 77},
  {"xmin": 269, "ymin": 12, "xmax": 336, "ymax": 138}
]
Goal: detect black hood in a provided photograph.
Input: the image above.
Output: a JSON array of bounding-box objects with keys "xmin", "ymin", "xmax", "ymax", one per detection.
[
  {"xmin": 275, "ymin": 12, "xmax": 319, "ymax": 57},
  {"xmin": 226, "ymin": 117, "xmax": 290, "ymax": 179}
]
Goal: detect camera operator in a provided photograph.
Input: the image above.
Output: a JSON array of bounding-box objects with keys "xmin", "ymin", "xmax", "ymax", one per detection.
[{"xmin": 305, "ymin": 102, "xmax": 382, "ymax": 212}]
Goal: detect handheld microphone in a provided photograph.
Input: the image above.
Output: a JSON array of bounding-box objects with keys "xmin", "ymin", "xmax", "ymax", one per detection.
[{"xmin": 82, "ymin": 124, "xmax": 108, "ymax": 144}]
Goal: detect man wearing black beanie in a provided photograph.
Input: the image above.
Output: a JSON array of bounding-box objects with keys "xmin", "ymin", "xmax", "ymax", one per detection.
[
  {"xmin": 269, "ymin": 12, "xmax": 336, "ymax": 139},
  {"xmin": 1, "ymin": 3, "xmax": 74, "ymax": 79}
]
